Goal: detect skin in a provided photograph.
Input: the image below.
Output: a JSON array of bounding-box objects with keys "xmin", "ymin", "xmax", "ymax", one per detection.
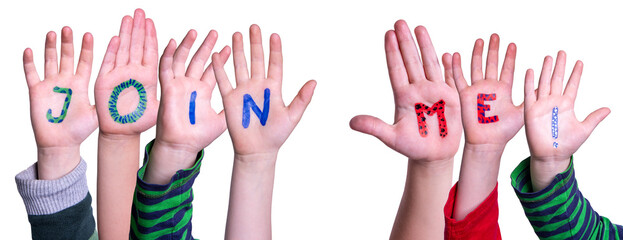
[
  {"xmin": 524, "ymin": 51, "xmax": 610, "ymax": 191},
  {"xmin": 93, "ymin": 9, "xmax": 159, "ymax": 239},
  {"xmin": 212, "ymin": 24, "xmax": 316, "ymax": 240},
  {"xmin": 143, "ymin": 29, "xmax": 231, "ymax": 185},
  {"xmin": 23, "ymin": 27, "xmax": 98, "ymax": 180},
  {"xmin": 448, "ymin": 34, "xmax": 524, "ymax": 220},
  {"xmin": 349, "ymin": 20, "xmax": 461, "ymax": 240}
]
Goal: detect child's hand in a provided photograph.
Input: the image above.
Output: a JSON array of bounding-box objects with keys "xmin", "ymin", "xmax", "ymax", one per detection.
[
  {"xmin": 144, "ymin": 30, "xmax": 231, "ymax": 184},
  {"xmin": 212, "ymin": 25, "xmax": 316, "ymax": 160},
  {"xmin": 451, "ymin": 34, "xmax": 523, "ymax": 149},
  {"xmin": 447, "ymin": 34, "xmax": 523, "ymax": 221},
  {"xmin": 94, "ymin": 9, "xmax": 158, "ymax": 137},
  {"xmin": 350, "ymin": 21, "xmax": 461, "ymax": 162},
  {"xmin": 24, "ymin": 27, "xmax": 97, "ymax": 179},
  {"xmin": 524, "ymin": 51, "xmax": 610, "ymax": 190}
]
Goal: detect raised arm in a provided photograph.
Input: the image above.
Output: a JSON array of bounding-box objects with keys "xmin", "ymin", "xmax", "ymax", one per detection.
[
  {"xmin": 444, "ymin": 34, "xmax": 523, "ymax": 237},
  {"xmin": 17, "ymin": 26, "xmax": 98, "ymax": 239},
  {"xmin": 350, "ymin": 21, "xmax": 462, "ymax": 239},
  {"xmin": 514, "ymin": 51, "xmax": 621, "ymax": 239},
  {"xmin": 213, "ymin": 25, "xmax": 316, "ymax": 240},
  {"xmin": 94, "ymin": 9, "xmax": 159, "ymax": 239},
  {"xmin": 130, "ymin": 29, "xmax": 230, "ymax": 239}
]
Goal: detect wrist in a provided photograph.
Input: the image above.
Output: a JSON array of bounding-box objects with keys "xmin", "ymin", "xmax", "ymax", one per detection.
[
  {"xmin": 529, "ymin": 156, "xmax": 571, "ymax": 192},
  {"xmin": 143, "ymin": 140, "xmax": 200, "ymax": 185},
  {"xmin": 408, "ymin": 157, "xmax": 454, "ymax": 172},
  {"xmin": 462, "ymin": 142, "xmax": 506, "ymax": 163},
  {"xmin": 98, "ymin": 130, "xmax": 140, "ymax": 142},
  {"xmin": 37, "ymin": 145, "xmax": 81, "ymax": 180},
  {"xmin": 234, "ymin": 152, "xmax": 278, "ymax": 173}
]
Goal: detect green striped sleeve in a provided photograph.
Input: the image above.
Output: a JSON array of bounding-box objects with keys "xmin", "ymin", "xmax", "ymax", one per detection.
[
  {"xmin": 130, "ymin": 140, "xmax": 203, "ymax": 240},
  {"xmin": 511, "ymin": 156, "xmax": 623, "ymax": 239}
]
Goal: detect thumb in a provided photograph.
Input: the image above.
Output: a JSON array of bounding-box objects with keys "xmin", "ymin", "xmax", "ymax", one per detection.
[
  {"xmin": 287, "ymin": 80, "xmax": 317, "ymax": 125},
  {"xmin": 582, "ymin": 107, "xmax": 610, "ymax": 134},
  {"xmin": 350, "ymin": 115, "xmax": 395, "ymax": 147}
]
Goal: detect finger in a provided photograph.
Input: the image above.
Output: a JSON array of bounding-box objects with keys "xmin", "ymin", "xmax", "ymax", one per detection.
[
  {"xmin": 232, "ymin": 32, "xmax": 250, "ymax": 84},
  {"xmin": 59, "ymin": 27, "xmax": 74, "ymax": 75},
  {"xmin": 267, "ymin": 33, "xmax": 283, "ymax": 83},
  {"xmin": 187, "ymin": 30, "xmax": 218, "ymax": 79},
  {"xmin": 173, "ymin": 30, "xmax": 197, "ymax": 77},
  {"xmin": 287, "ymin": 80, "xmax": 317, "ymax": 125},
  {"xmin": 202, "ymin": 46, "xmax": 231, "ymax": 92},
  {"xmin": 129, "ymin": 9, "xmax": 146, "ymax": 65},
  {"xmin": 143, "ymin": 18, "xmax": 158, "ymax": 67},
  {"xmin": 98, "ymin": 36, "xmax": 120, "ymax": 76},
  {"xmin": 115, "ymin": 15, "xmax": 133, "ymax": 66},
  {"xmin": 550, "ymin": 51, "xmax": 566, "ymax": 96},
  {"xmin": 159, "ymin": 39, "xmax": 176, "ymax": 86},
  {"xmin": 470, "ymin": 38, "xmax": 484, "ymax": 83},
  {"xmin": 249, "ymin": 24, "xmax": 266, "ymax": 79},
  {"xmin": 384, "ymin": 30, "xmax": 409, "ymax": 90},
  {"xmin": 414, "ymin": 25, "xmax": 442, "ymax": 81},
  {"xmin": 393, "ymin": 20, "xmax": 425, "ymax": 82},
  {"xmin": 581, "ymin": 107, "xmax": 610, "ymax": 135},
  {"xmin": 212, "ymin": 52, "xmax": 233, "ymax": 96},
  {"xmin": 452, "ymin": 53, "xmax": 468, "ymax": 91},
  {"xmin": 23, "ymin": 48, "xmax": 41, "ymax": 87},
  {"xmin": 499, "ymin": 43, "xmax": 517, "ymax": 86},
  {"xmin": 484, "ymin": 34, "xmax": 500, "ymax": 80},
  {"xmin": 563, "ymin": 60, "xmax": 583, "ymax": 102},
  {"xmin": 537, "ymin": 56, "xmax": 553, "ymax": 99},
  {"xmin": 349, "ymin": 115, "xmax": 396, "ymax": 147},
  {"xmin": 441, "ymin": 53, "xmax": 455, "ymax": 89},
  {"xmin": 76, "ymin": 33, "xmax": 94, "ymax": 80},
  {"xmin": 44, "ymin": 31, "xmax": 58, "ymax": 77},
  {"xmin": 524, "ymin": 69, "xmax": 536, "ymax": 110}
]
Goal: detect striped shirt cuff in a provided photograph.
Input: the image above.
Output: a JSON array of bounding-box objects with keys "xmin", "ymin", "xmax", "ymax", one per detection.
[{"xmin": 15, "ymin": 158, "xmax": 89, "ymax": 215}]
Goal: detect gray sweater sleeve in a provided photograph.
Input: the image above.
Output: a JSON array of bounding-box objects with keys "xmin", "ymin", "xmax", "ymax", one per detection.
[{"xmin": 15, "ymin": 158, "xmax": 89, "ymax": 215}]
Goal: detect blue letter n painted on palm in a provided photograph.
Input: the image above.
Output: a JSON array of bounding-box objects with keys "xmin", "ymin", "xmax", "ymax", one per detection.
[{"xmin": 242, "ymin": 88, "xmax": 270, "ymax": 128}]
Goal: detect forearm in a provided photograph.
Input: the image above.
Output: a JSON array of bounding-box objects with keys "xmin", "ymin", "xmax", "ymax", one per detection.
[
  {"xmin": 453, "ymin": 143, "xmax": 504, "ymax": 220},
  {"xmin": 225, "ymin": 153, "xmax": 278, "ymax": 240},
  {"xmin": 37, "ymin": 145, "xmax": 81, "ymax": 180},
  {"xmin": 143, "ymin": 140, "xmax": 198, "ymax": 185},
  {"xmin": 97, "ymin": 132, "xmax": 140, "ymax": 239},
  {"xmin": 529, "ymin": 156, "xmax": 570, "ymax": 192},
  {"xmin": 390, "ymin": 158, "xmax": 453, "ymax": 240}
]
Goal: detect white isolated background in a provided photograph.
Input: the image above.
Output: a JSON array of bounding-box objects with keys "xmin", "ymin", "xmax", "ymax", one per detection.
[{"xmin": 1, "ymin": 0, "xmax": 621, "ymax": 239}]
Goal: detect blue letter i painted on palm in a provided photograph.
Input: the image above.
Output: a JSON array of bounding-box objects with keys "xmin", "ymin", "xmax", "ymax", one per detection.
[
  {"xmin": 242, "ymin": 88, "xmax": 270, "ymax": 128},
  {"xmin": 189, "ymin": 91, "xmax": 197, "ymax": 125},
  {"xmin": 552, "ymin": 106, "xmax": 559, "ymax": 148}
]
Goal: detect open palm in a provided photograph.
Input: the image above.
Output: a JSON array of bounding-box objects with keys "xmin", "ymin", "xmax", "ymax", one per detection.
[
  {"xmin": 450, "ymin": 34, "xmax": 523, "ymax": 145},
  {"xmin": 350, "ymin": 21, "xmax": 461, "ymax": 161},
  {"xmin": 212, "ymin": 25, "xmax": 316, "ymax": 156},
  {"xmin": 94, "ymin": 9, "xmax": 159, "ymax": 135},
  {"xmin": 24, "ymin": 27, "xmax": 98, "ymax": 148},
  {"xmin": 524, "ymin": 51, "xmax": 609, "ymax": 161},
  {"xmin": 155, "ymin": 29, "xmax": 230, "ymax": 152}
]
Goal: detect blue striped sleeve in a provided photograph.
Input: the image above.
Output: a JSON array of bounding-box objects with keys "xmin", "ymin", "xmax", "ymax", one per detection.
[
  {"xmin": 510, "ymin": 156, "xmax": 623, "ymax": 240},
  {"xmin": 130, "ymin": 140, "xmax": 203, "ymax": 240}
]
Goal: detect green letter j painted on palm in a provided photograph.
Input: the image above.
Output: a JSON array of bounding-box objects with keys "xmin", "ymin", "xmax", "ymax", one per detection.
[{"xmin": 46, "ymin": 86, "xmax": 72, "ymax": 123}]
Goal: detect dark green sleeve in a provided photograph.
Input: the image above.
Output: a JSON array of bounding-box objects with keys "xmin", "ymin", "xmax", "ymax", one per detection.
[
  {"xmin": 28, "ymin": 193, "xmax": 97, "ymax": 240},
  {"xmin": 511, "ymin": 157, "xmax": 623, "ymax": 239}
]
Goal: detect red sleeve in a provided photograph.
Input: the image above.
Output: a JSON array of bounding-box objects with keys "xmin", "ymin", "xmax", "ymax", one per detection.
[{"xmin": 444, "ymin": 182, "xmax": 501, "ymax": 240}]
